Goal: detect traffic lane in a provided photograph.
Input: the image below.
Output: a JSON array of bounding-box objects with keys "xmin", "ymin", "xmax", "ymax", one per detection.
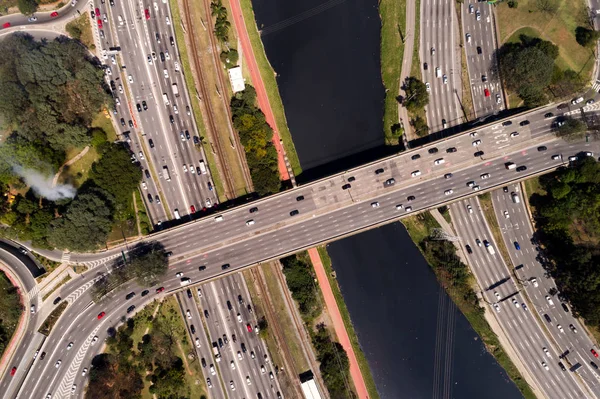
[
  {"xmin": 492, "ymin": 186, "xmax": 600, "ymax": 390},
  {"xmin": 452, "ymin": 202, "xmax": 583, "ymax": 398},
  {"xmin": 0, "ymin": 241, "xmax": 43, "ymax": 284},
  {"xmin": 0, "ymin": 0, "xmax": 86, "ymax": 29}
]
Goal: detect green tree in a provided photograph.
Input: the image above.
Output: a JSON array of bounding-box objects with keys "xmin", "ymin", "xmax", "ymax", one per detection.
[
  {"xmin": 410, "ymin": 115, "xmax": 429, "ymax": 137},
  {"xmin": 17, "ymin": 0, "xmax": 37, "ymax": 15},
  {"xmin": 508, "ymin": 0, "xmax": 518, "ymax": 7},
  {"xmin": 499, "ymin": 45, "xmax": 554, "ymax": 94},
  {"xmin": 536, "ymin": 0, "xmax": 559, "ymax": 13},
  {"xmin": 49, "ymin": 189, "xmax": 113, "ymax": 251},
  {"xmin": 127, "ymin": 242, "xmax": 168, "ymax": 286},
  {"xmin": 554, "ymin": 117, "xmax": 587, "ymax": 140},
  {"xmin": 575, "ymin": 26, "xmax": 600, "ymax": 47},
  {"xmin": 402, "ymin": 76, "xmax": 429, "ymax": 112}
]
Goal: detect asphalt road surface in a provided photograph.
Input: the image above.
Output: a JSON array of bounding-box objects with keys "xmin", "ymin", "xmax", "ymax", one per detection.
[
  {"xmin": 451, "ymin": 198, "xmax": 587, "ymax": 399},
  {"xmin": 461, "ymin": 0, "xmax": 504, "ymax": 117},
  {"xmin": 492, "ymin": 184, "xmax": 600, "ymax": 396},
  {"xmin": 421, "ymin": 0, "xmax": 462, "ymax": 131}
]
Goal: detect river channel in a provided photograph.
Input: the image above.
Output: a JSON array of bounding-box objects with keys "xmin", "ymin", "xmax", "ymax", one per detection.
[{"xmin": 250, "ymin": 0, "xmax": 522, "ymax": 397}]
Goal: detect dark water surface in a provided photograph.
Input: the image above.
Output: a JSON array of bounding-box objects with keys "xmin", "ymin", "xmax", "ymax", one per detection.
[
  {"xmin": 252, "ymin": 0, "xmax": 385, "ymax": 170},
  {"xmin": 250, "ymin": 0, "xmax": 522, "ymax": 397},
  {"xmin": 327, "ymin": 224, "xmax": 523, "ymax": 399}
]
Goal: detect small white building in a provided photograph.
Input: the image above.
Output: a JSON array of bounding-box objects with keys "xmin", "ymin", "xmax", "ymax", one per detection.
[{"xmin": 227, "ymin": 66, "xmax": 245, "ymax": 93}]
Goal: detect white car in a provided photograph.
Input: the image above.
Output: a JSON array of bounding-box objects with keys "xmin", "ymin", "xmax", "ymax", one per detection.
[
  {"xmin": 210, "ymin": 364, "xmax": 216, "ymax": 375},
  {"xmin": 470, "ymin": 132, "xmax": 478, "ymax": 137},
  {"xmin": 571, "ymin": 96, "xmax": 584, "ymax": 105},
  {"xmin": 425, "ymin": 82, "xmax": 430, "ymax": 92},
  {"xmin": 154, "ymin": 2, "xmax": 158, "ymax": 10},
  {"xmin": 245, "ymin": 220, "xmax": 255, "ymax": 226},
  {"xmin": 269, "ymin": 371, "xmax": 274, "ymax": 380},
  {"xmin": 195, "ymin": 338, "xmax": 201, "ymax": 348},
  {"xmin": 472, "ymin": 140, "xmax": 481, "ymax": 146},
  {"xmin": 511, "ymin": 298, "xmax": 519, "ymax": 308},
  {"xmin": 175, "ymin": 61, "xmax": 180, "ymax": 71},
  {"xmin": 493, "ymin": 303, "xmax": 500, "ymax": 313},
  {"xmin": 66, "ymin": 342, "xmax": 73, "ymax": 350},
  {"xmin": 494, "ymin": 291, "xmax": 501, "ymax": 300},
  {"xmin": 557, "ymin": 324, "xmax": 564, "ymax": 333},
  {"xmin": 371, "ymin": 202, "xmax": 380, "ymax": 208},
  {"xmin": 147, "ymin": 55, "xmax": 153, "ymax": 64},
  {"xmin": 246, "ymin": 376, "xmax": 252, "ymax": 385},
  {"xmin": 165, "ymin": 51, "xmax": 170, "ymax": 60},
  {"xmin": 411, "ymin": 170, "xmax": 421, "ymax": 177},
  {"xmin": 261, "ymin": 365, "xmax": 266, "ymax": 374},
  {"xmin": 569, "ymin": 324, "xmax": 578, "ymax": 333},
  {"xmin": 238, "ymin": 351, "xmax": 243, "ymax": 360},
  {"xmin": 207, "ymin": 378, "xmax": 212, "ymax": 388},
  {"xmin": 395, "ymin": 204, "xmax": 403, "ymax": 211},
  {"xmin": 142, "ymin": 182, "xmax": 147, "ymax": 190},
  {"xmin": 467, "ymin": 204, "xmax": 473, "ymax": 213},
  {"xmin": 82, "ymin": 367, "xmax": 88, "ymax": 376},
  {"xmin": 510, "ymin": 131, "xmax": 519, "ymax": 137},
  {"xmin": 138, "ymin": 151, "xmax": 144, "ymax": 160},
  {"xmin": 163, "ymin": 69, "xmax": 169, "ymax": 79},
  {"xmin": 443, "ymin": 74, "xmax": 448, "ymax": 84},
  {"xmin": 434, "ymin": 158, "xmax": 445, "ymax": 165},
  {"xmin": 503, "ymin": 210, "xmax": 509, "ymax": 218},
  {"xmin": 110, "ymin": 55, "xmax": 116, "ymax": 65},
  {"xmin": 251, "ymin": 351, "xmax": 255, "ymax": 359},
  {"xmin": 543, "ymin": 347, "xmax": 551, "ymax": 358},
  {"xmin": 230, "ymin": 360, "xmax": 236, "ymax": 370},
  {"xmin": 30, "ymin": 304, "xmax": 36, "ymax": 313},
  {"xmin": 166, "ymin": 16, "xmax": 170, "ymax": 25},
  {"xmin": 444, "ymin": 189, "xmax": 453, "ymax": 196},
  {"xmin": 480, "ymin": 173, "xmax": 490, "ymax": 179},
  {"xmin": 91, "ymin": 336, "xmax": 98, "ymax": 345},
  {"xmin": 186, "ymin": 310, "xmax": 191, "ymax": 319},
  {"xmin": 183, "ymin": 165, "xmax": 188, "ymax": 173},
  {"xmin": 230, "ymin": 381, "xmax": 235, "ymax": 391},
  {"xmin": 530, "ymin": 278, "xmax": 538, "ymax": 287},
  {"xmin": 173, "ymin": 105, "xmax": 178, "ymax": 114},
  {"xmin": 176, "ymin": 272, "xmax": 183, "ymax": 277},
  {"xmin": 55, "ymin": 360, "xmax": 62, "ymax": 368},
  {"xmin": 237, "ymin": 313, "xmax": 243, "ymax": 322},
  {"xmin": 545, "ymin": 295, "xmax": 554, "ymax": 306},
  {"xmin": 476, "ymin": 11, "xmax": 481, "ymax": 21},
  {"xmin": 190, "ymin": 165, "xmax": 196, "ymax": 174},
  {"xmin": 405, "ymin": 206, "xmax": 412, "ymax": 212},
  {"xmin": 541, "ymin": 362, "xmax": 549, "ymax": 371},
  {"xmin": 72, "ymin": 384, "xmax": 77, "ymax": 393},
  {"xmin": 472, "ymin": 185, "xmax": 480, "ymax": 191},
  {"xmin": 118, "ymin": 84, "xmax": 123, "ymax": 93},
  {"xmin": 128, "ymin": 75, "xmax": 133, "ymax": 83}
]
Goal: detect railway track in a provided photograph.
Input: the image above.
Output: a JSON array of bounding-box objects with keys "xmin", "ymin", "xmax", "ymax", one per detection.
[
  {"xmin": 201, "ymin": 0, "xmax": 254, "ymax": 191},
  {"xmin": 179, "ymin": 0, "xmax": 237, "ymax": 199}
]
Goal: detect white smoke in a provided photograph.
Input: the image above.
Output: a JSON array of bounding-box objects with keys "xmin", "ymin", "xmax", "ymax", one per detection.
[{"xmin": 13, "ymin": 166, "xmax": 76, "ymax": 201}]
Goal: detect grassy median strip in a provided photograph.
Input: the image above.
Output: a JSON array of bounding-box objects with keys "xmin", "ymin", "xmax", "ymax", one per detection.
[
  {"xmin": 169, "ymin": 0, "xmax": 226, "ymax": 202},
  {"xmin": 380, "ymin": 0, "xmax": 406, "ymax": 145},
  {"xmin": 316, "ymin": 246, "xmax": 381, "ymax": 399},
  {"xmin": 238, "ymin": 0, "xmax": 301, "ymax": 176},
  {"xmin": 41, "ymin": 275, "xmax": 72, "ymax": 302},
  {"xmin": 38, "ymin": 301, "xmax": 68, "ymax": 336},
  {"xmin": 402, "ymin": 213, "xmax": 536, "ymax": 399},
  {"xmin": 409, "ymin": 0, "xmax": 422, "ymax": 80},
  {"xmin": 134, "ymin": 190, "xmax": 151, "ymax": 235}
]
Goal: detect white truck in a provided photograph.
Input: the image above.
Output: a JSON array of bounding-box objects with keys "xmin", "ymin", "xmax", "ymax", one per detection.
[
  {"xmin": 198, "ymin": 160, "xmax": 207, "ymax": 174},
  {"xmin": 162, "ymin": 166, "xmax": 171, "ymax": 181},
  {"xmin": 162, "ymin": 93, "xmax": 170, "ymax": 106},
  {"xmin": 485, "ymin": 241, "xmax": 496, "ymax": 255},
  {"xmin": 172, "ymin": 83, "xmax": 179, "ymax": 97}
]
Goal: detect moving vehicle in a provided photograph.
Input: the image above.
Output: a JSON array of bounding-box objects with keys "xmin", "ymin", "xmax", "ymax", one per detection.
[
  {"xmin": 163, "ymin": 166, "xmax": 171, "ymax": 181},
  {"xmin": 162, "ymin": 93, "xmax": 169, "ymax": 105},
  {"xmin": 198, "ymin": 160, "xmax": 207, "ymax": 174},
  {"xmin": 172, "ymin": 83, "xmax": 179, "ymax": 97},
  {"xmin": 485, "ymin": 241, "xmax": 495, "ymax": 255}
]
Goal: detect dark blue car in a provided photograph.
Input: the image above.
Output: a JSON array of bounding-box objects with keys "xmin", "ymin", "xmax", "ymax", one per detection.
[{"xmin": 514, "ymin": 241, "xmax": 521, "ymax": 250}]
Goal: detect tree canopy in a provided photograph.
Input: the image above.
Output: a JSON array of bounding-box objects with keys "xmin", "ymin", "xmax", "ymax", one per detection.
[
  {"xmin": 230, "ymin": 86, "xmax": 281, "ymax": 196},
  {"xmin": 531, "ymin": 158, "xmax": 600, "ymax": 326},
  {"xmin": 402, "ymin": 76, "xmax": 429, "ymax": 112},
  {"xmin": 575, "ymin": 26, "xmax": 600, "ymax": 48},
  {"xmin": 554, "ymin": 117, "xmax": 587, "ymax": 141}
]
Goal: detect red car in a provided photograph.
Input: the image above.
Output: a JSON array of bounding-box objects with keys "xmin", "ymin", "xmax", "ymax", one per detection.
[
  {"xmin": 2, "ymin": 22, "xmax": 10, "ymax": 29},
  {"xmin": 156, "ymin": 287, "xmax": 165, "ymax": 293},
  {"xmin": 144, "ymin": 9, "xmax": 150, "ymax": 19},
  {"xmin": 190, "ymin": 205, "xmax": 196, "ymax": 213},
  {"xmin": 50, "ymin": 11, "xmax": 58, "ymax": 17},
  {"xmin": 484, "ymin": 88, "xmax": 490, "ymax": 97},
  {"xmin": 97, "ymin": 311, "xmax": 105, "ymax": 320},
  {"xmin": 95, "ymin": 7, "xmax": 100, "ymax": 15},
  {"xmin": 592, "ymin": 349, "xmax": 599, "ymax": 358},
  {"xmin": 97, "ymin": 19, "xmax": 103, "ymax": 29},
  {"xmin": 10, "ymin": 367, "xmax": 16, "ymax": 376},
  {"xmin": 246, "ymin": 324, "xmax": 253, "ymax": 333}
]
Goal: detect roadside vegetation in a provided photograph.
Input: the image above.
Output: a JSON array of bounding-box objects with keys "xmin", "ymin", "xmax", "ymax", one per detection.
[
  {"xmin": 0, "ymin": 271, "xmax": 21, "ymax": 358},
  {"xmin": 0, "ymin": 35, "xmax": 145, "ymax": 251},
  {"xmin": 90, "ymin": 242, "xmax": 168, "ymax": 301},
  {"xmin": 281, "ymin": 254, "xmax": 353, "ymax": 398},
  {"xmin": 499, "ymin": 35, "xmax": 585, "ymax": 107},
  {"xmin": 529, "ymin": 158, "xmax": 600, "ymax": 327},
  {"xmin": 230, "ymin": 86, "xmax": 281, "ymax": 195},
  {"xmin": 402, "ymin": 213, "xmax": 536, "ymax": 399},
  {"xmin": 88, "ymin": 297, "xmax": 206, "ymax": 399},
  {"xmin": 38, "ymin": 300, "xmax": 68, "ymax": 335},
  {"xmin": 497, "ymin": 0, "xmax": 593, "ymax": 107},
  {"xmin": 379, "ymin": 0, "xmax": 406, "ymax": 144},
  {"xmin": 65, "ymin": 14, "xmax": 95, "ymax": 49},
  {"xmin": 554, "ymin": 117, "xmax": 588, "ymax": 140}
]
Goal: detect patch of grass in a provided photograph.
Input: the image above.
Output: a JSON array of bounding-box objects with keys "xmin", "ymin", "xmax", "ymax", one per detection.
[
  {"xmin": 41, "ymin": 275, "xmax": 71, "ymax": 301},
  {"xmin": 455, "ymin": 3, "xmax": 473, "ymax": 120},
  {"xmin": 31, "ymin": 252, "xmax": 61, "ymax": 274},
  {"xmin": 497, "ymin": 0, "xmax": 594, "ymax": 78},
  {"xmin": 506, "ymin": 26, "xmax": 542, "ymax": 43},
  {"xmin": 134, "ymin": 190, "xmax": 151, "ymax": 235},
  {"xmin": 523, "ymin": 176, "xmax": 546, "ymax": 215},
  {"xmin": 402, "ymin": 213, "xmax": 536, "ymax": 399},
  {"xmin": 169, "ymin": 0, "xmax": 226, "ymax": 202},
  {"xmin": 379, "ymin": 0, "xmax": 406, "ymax": 145},
  {"xmin": 58, "ymin": 146, "xmax": 98, "ymax": 187},
  {"xmin": 262, "ymin": 262, "xmax": 310, "ymax": 373},
  {"xmin": 65, "ymin": 14, "xmax": 94, "ymax": 49},
  {"xmin": 478, "ymin": 193, "xmax": 514, "ymax": 268},
  {"xmin": 0, "ymin": 270, "xmax": 22, "ymax": 359},
  {"xmin": 38, "ymin": 301, "xmax": 68, "ymax": 335},
  {"xmin": 409, "ymin": 0, "xmax": 422, "ymax": 80},
  {"xmin": 317, "ymin": 246, "xmax": 380, "ymax": 399},
  {"xmin": 238, "ymin": 0, "xmax": 302, "ymax": 176},
  {"xmin": 91, "ymin": 111, "xmax": 117, "ymax": 142}
]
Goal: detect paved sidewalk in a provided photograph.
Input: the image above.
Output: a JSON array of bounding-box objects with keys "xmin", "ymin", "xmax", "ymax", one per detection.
[
  {"xmin": 308, "ymin": 248, "xmax": 369, "ymax": 399},
  {"xmin": 398, "ymin": 0, "xmax": 417, "ymax": 141}
]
